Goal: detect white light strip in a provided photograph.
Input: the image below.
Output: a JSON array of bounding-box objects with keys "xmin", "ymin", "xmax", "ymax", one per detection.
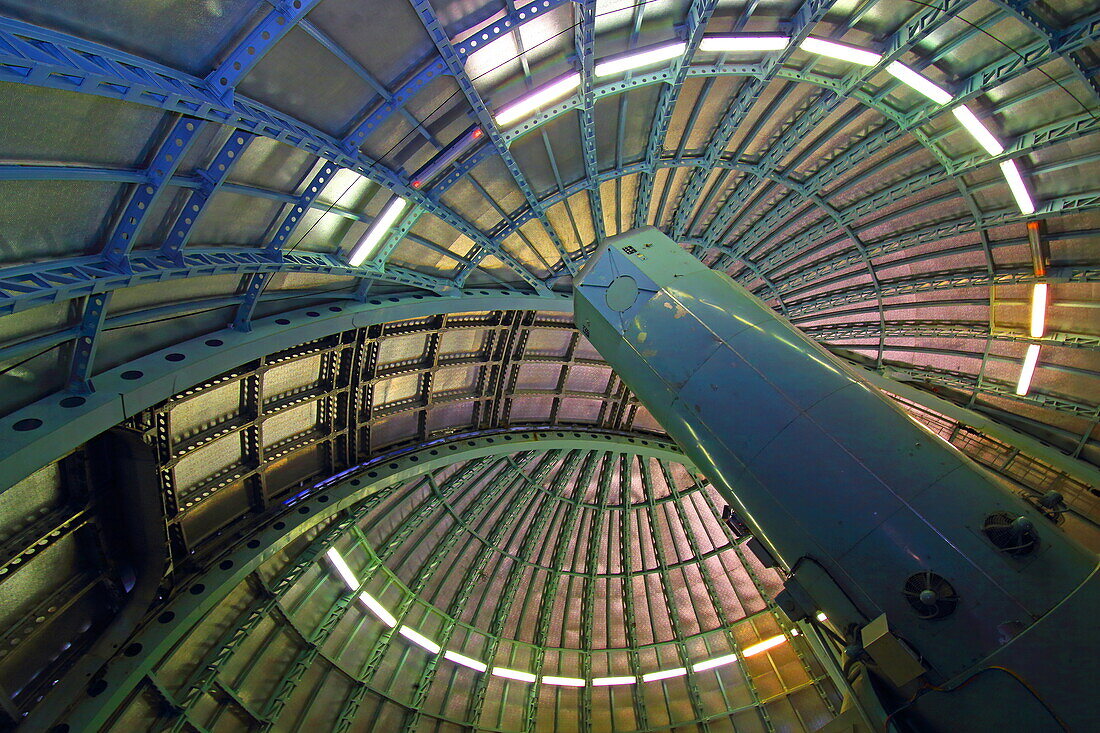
[
  {"xmin": 326, "ymin": 548, "xmax": 359, "ymax": 590},
  {"xmin": 542, "ymin": 675, "xmax": 586, "ymax": 687},
  {"xmin": 592, "ymin": 676, "xmax": 637, "ymax": 686},
  {"xmin": 691, "ymin": 653, "xmax": 739, "ymax": 672},
  {"xmin": 1000, "ymin": 159, "xmax": 1036, "ymax": 215},
  {"xmin": 494, "ymin": 73, "xmax": 581, "ymax": 126},
  {"xmin": 799, "ymin": 37, "xmax": 881, "ymax": 66},
  {"xmin": 348, "ymin": 196, "xmax": 409, "ymax": 266},
  {"xmin": 399, "ymin": 626, "xmax": 442, "ymax": 654},
  {"xmin": 1030, "ymin": 283, "xmax": 1048, "ymax": 338},
  {"xmin": 641, "ymin": 667, "xmax": 688, "ymax": 682},
  {"xmin": 444, "ymin": 650, "xmax": 488, "ymax": 672},
  {"xmin": 952, "ymin": 105, "xmax": 1004, "ymax": 155},
  {"xmin": 699, "ymin": 35, "xmax": 789, "ymax": 53},
  {"xmin": 359, "ymin": 592, "xmax": 397, "ymax": 627},
  {"xmin": 816, "ymin": 612, "xmax": 829, "ymax": 623},
  {"xmin": 594, "ymin": 41, "xmax": 687, "ymax": 78},
  {"xmin": 743, "ymin": 635, "xmax": 787, "ymax": 657},
  {"xmin": 492, "ymin": 666, "xmax": 538, "ymax": 683},
  {"xmin": 886, "ymin": 61, "xmax": 951, "ymax": 105},
  {"xmin": 1016, "ymin": 344, "xmax": 1041, "ymax": 395}
]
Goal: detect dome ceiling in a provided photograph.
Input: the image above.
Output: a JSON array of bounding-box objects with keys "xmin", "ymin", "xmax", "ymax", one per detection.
[
  {"xmin": 0, "ymin": 0, "xmax": 1098, "ymax": 730},
  {"xmin": 0, "ymin": 0, "xmax": 1096, "ymax": 464}
]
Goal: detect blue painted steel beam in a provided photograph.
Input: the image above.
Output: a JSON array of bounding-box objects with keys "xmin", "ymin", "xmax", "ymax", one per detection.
[
  {"xmin": 0, "ymin": 247, "xmax": 453, "ymax": 318},
  {"xmin": 407, "ymin": 0, "xmax": 574, "ymax": 277},
  {"xmin": 575, "ymin": 0, "xmax": 604, "ymax": 242},
  {"xmin": 341, "ymin": 0, "xmax": 573, "ymax": 150},
  {"xmin": 684, "ymin": 0, "xmax": 973, "ymax": 245},
  {"xmin": 0, "ymin": 17, "xmax": 543, "ymax": 289},
  {"xmin": 631, "ymin": 0, "xmax": 718, "ymax": 229},
  {"xmin": 232, "ymin": 272, "xmax": 273, "ymax": 332},
  {"xmin": 341, "ymin": 58, "xmax": 449, "ymax": 150},
  {"xmin": 66, "ymin": 292, "xmax": 109, "ymax": 393},
  {"xmin": 206, "ymin": 0, "xmax": 322, "ymax": 102},
  {"xmin": 69, "ymin": 115, "xmax": 205, "ymax": 392},
  {"xmin": 485, "ymin": 9, "xmax": 1099, "ymax": 244},
  {"xmin": 161, "ymin": 130, "xmax": 256, "ymax": 263},
  {"xmin": 103, "ymin": 116, "xmax": 205, "ymax": 270},
  {"xmin": 0, "ymin": 122, "xmax": 1093, "ymax": 319}
]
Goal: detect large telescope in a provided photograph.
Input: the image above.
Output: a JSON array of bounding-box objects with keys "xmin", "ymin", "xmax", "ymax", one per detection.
[{"xmin": 574, "ymin": 228, "xmax": 1099, "ymax": 731}]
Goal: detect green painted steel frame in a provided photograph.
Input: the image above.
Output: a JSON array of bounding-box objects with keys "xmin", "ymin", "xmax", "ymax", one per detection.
[
  {"xmin": 0, "ymin": 290, "xmax": 568, "ymax": 491},
  {"xmin": 50, "ymin": 428, "xmax": 688, "ymax": 732}
]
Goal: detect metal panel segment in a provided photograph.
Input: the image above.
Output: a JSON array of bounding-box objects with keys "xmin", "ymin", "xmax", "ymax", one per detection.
[{"xmin": 0, "ymin": 291, "xmax": 568, "ymax": 491}]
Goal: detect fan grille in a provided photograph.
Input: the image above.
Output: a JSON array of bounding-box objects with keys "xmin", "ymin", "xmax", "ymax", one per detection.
[
  {"xmin": 903, "ymin": 571, "xmax": 959, "ymax": 620},
  {"xmin": 982, "ymin": 511, "xmax": 1039, "ymax": 556}
]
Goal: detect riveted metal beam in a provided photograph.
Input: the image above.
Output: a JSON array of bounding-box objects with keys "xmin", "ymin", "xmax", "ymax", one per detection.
[
  {"xmin": 575, "ymin": 0, "xmax": 604, "ymax": 243},
  {"xmin": 103, "ymin": 116, "xmax": 205, "ymax": 271},
  {"xmin": 408, "ymin": 0, "xmax": 574, "ymax": 278},
  {"xmin": 0, "ymin": 17, "xmax": 544, "ymax": 290},
  {"xmin": 206, "ymin": 0, "xmax": 323, "ymax": 102},
  {"xmin": 632, "ymin": 0, "xmax": 719, "ymax": 229},
  {"xmin": 161, "ymin": 130, "xmax": 256, "ymax": 263}
]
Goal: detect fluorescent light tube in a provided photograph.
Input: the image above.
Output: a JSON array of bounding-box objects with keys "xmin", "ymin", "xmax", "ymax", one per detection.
[
  {"xmin": 494, "ymin": 73, "xmax": 580, "ymax": 126},
  {"xmin": 886, "ymin": 61, "xmax": 952, "ymax": 105},
  {"xmin": 399, "ymin": 626, "xmax": 442, "ymax": 654},
  {"xmin": 641, "ymin": 667, "xmax": 688, "ymax": 682},
  {"xmin": 444, "ymin": 650, "xmax": 488, "ymax": 672},
  {"xmin": 1000, "ymin": 159, "xmax": 1036, "ymax": 215},
  {"xmin": 1016, "ymin": 344, "xmax": 1041, "ymax": 395},
  {"xmin": 1030, "ymin": 283, "xmax": 1047, "ymax": 338},
  {"xmin": 592, "ymin": 676, "xmax": 636, "ymax": 686},
  {"xmin": 359, "ymin": 591, "xmax": 397, "ymax": 627},
  {"xmin": 349, "ymin": 196, "xmax": 409, "ymax": 266},
  {"xmin": 594, "ymin": 42, "xmax": 687, "ymax": 78},
  {"xmin": 952, "ymin": 105, "xmax": 1004, "ymax": 155},
  {"xmin": 799, "ymin": 37, "xmax": 881, "ymax": 66},
  {"xmin": 700, "ymin": 36, "xmax": 788, "ymax": 53},
  {"xmin": 542, "ymin": 675, "xmax": 586, "ymax": 687},
  {"xmin": 492, "ymin": 666, "xmax": 537, "ymax": 682},
  {"xmin": 691, "ymin": 654, "xmax": 739, "ymax": 672},
  {"xmin": 326, "ymin": 548, "xmax": 359, "ymax": 590},
  {"xmin": 742, "ymin": 635, "xmax": 786, "ymax": 657}
]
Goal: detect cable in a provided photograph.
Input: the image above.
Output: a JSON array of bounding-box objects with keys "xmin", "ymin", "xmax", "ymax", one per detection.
[{"xmin": 883, "ymin": 665, "xmax": 1070, "ymax": 731}]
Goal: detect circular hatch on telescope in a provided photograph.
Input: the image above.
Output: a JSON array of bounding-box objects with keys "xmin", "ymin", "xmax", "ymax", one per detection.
[{"xmin": 605, "ymin": 275, "xmax": 639, "ymax": 312}]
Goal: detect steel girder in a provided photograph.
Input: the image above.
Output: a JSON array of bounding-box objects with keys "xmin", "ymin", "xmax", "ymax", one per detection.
[
  {"xmin": 631, "ymin": 0, "xmax": 718, "ymax": 229},
  {"xmin": 865, "ymin": 359, "xmax": 1100, "ymax": 418},
  {"xmin": 0, "ymin": 247, "xmax": 454, "ymax": 319},
  {"xmin": 575, "ymin": 0, "xmax": 604, "ymax": 244},
  {"xmin": 340, "ymin": 0, "xmax": 573, "ymax": 150},
  {"xmin": 0, "ymin": 16, "xmax": 546, "ymax": 292},
  {"xmin": 804, "ymin": 320, "xmax": 1100, "ymax": 351},
  {"xmin": 0, "ymin": 290, "xmax": 568, "ymax": 491},
  {"xmin": 665, "ymin": 0, "xmax": 940, "ymax": 242},
  {"xmin": 407, "ymin": 0, "xmax": 573, "ymax": 276},
  {"xmin": 1, "ymin": 9, "xmax": 1093, "ymax": 300},
  {"xmin": 487, "ymin": 8, "xmax": 1100, "ymax": 244},
  {"xmin": 683, "ymin": 0, "xmax": 977, "ymax": 246},
  {"xmin": 784, "ymin": 266, "xmax": 1100, "ymax": 321}
]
